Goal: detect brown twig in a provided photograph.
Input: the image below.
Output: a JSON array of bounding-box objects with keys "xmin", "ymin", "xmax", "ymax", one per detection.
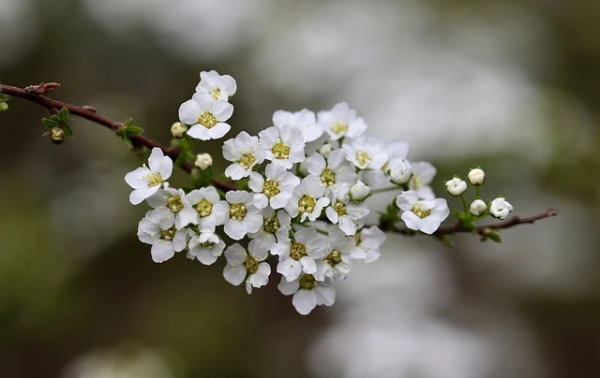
[{"xmin": 0, "ymin": 82, "xmax": 237, "ymax": 191}]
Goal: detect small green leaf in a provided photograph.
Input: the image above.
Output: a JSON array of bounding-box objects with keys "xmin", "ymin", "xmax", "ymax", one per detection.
[
  {"xmin": 0, "ymin": 94, "xmax": 10, "ymax": 102},
  {"xmin": 127, "ymin": 126, "xmax": 144, "ymax": 135},
  {"xmin": 61, "ymin": 122, "xmax": 74, "ymax": 138},
  {"xmin": 57, "ymin": 107, "xmax": 70, "ymax": 121},
  {"xmin": 42, "ymin": 117, "xmax": 59, "ymax": 128},
  {"xmin": 0, "ymin": 101, "xmax": 8, "ymax": 112}
]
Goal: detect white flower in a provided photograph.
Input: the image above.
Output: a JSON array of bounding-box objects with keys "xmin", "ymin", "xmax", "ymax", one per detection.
[
  {"xmin": 125, "ymin": 147, "xmax": 173, "ymax": 205},
  {"xmin": 385, "ymin": 139, "xmax": 411, "ymax": 160},
  {"xmin": 187, "ymin": 230, "xmax": 226, "ymax": 265},
  {"xmin": 278, "ymin": 275, "xmax": 335, "ymax": 315},
  {"xmin": 223, "ymin": 131, "xmax": 266, "ymax": 180},
  {"xmin": 272, "ymin": 227, "xmax": 329, "ymax": 282},
  {"xmin": 185, "ymin": 186, "xmax": 229, "ymax": 232},
  {"xmin": 223, "ymin": 190, "xmax": 263, "ymax": 240},
  {"xmin": 354, "ymin": 226, "xmax": 387, "ymax": 263},
  {"xmin": 285, "ymin": 176, "xmax": 331, "ymax": 222},
  {"xmin": 195, "ymin": 153, "xmax": 213, "ymax": 170},
  {"xmin": 178, "ymin": 93, "xmax": 233, "ymax": 141},
  {"xmin": 469, "ymin": 199, "xmax": 487, "ymax": 216},
  {"xmin": 342, "ymin": 135, "xmax": 388, "ymax": 170},
  {"xmin": 146, "ymin": 187, "xmax": 197, "ymax": 229},
  {"xmin": 396, "ymin": 190, "xmax": 450, "ymax": 234},
  {"xmin": 223, "ymin": 241, "xmax": 271, "ymax": 294},
  {"xmin": 248, "ymin": 208, "xmax": 292, "ymax": 251},
  {"xmin": 349, "ymin": 180, "xmax": 370, "ymax": 201},
  {"xmin": 258, "ymin": 126, "xmax": 305, "ymax": 169},
  {"xmin": 489, "ymin": 197, "xmax": 513, "ymax": 220},
  {"xmin": 468, "ymin": 168, "xmax": 485, "ymax": 186},
  {"xmin": 386, "ymin": 157, "xmax": 412, "ymax": 185},
  {"xmin": 317, "ymin": 102, "xmax": 367, "ymax": 140},
  {"xmin": 409, "ymin": 161, "xmax": 437, "ymax": 200},
  {"xmin": 325, "ymin": 195, "xmax": 370, "ymax": 236},
  {"xmin": 445, "ymin": 177, "xmax": 467, "ymax": 196},
  {"xmin": 170, "ymin": 122, "xmax": 187, "ymax": 138},
  {"xmin": 248, "ymin": 164, "xmax": 300, "ymax": 209},
  {"xmin": 273, "ymin": 109, "xmax": 323, "ymax": 143},
  {"xmin": 137, "ymin": 209, "xmax": 189, "ymax": 263},
  {"xmin": 315, "ymin": 227, "xmax": 357, "ymax": 280},
  {"xmin": 195, "ymin": 70, "xmax": 237, "ymax": 101},
  {"xmin": 305, "ymin": 149, "xmax": 357, "ymax": 195}
]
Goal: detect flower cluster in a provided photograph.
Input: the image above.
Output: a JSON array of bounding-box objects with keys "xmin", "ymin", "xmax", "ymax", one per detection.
[{"xmin": 124, "ymin": 71, "xmax": 513, "ymax": 315}]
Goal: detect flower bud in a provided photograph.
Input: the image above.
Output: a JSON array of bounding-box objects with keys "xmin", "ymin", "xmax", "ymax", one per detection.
[
  {"xmin": 195, "ymin": 153, "xmax": 213, "ymax": 170},
  {"xmin": 50, "ymin": 127, "xmax": 65, "ymax": 145},
  {"xmin": 319, "ymin": 143, "xmax": 333, "ymax": 157},
  {"xmin": 170, "ymin": 122, "xmax": 187, "ymax": 138},
  {"xmin": 445, "ymin": 177, "xmax": 467, "ymax": 196},
  {"xmin": 469, "ymin": 199, "xmax": 487, "ymax": 216},
  {"xmin": 349, "ymin": 180, "xmax": 370, "ymax": 201},
  {"xmin": 489, "ymin": 197, "xmax": 513, "ymax": 220},
  {"xmin": 468, "ymin": 168, "xmax": 485, "ymax": 186},
  {"xmin": 387, "ymin": 157, "xmax": 411, "ymax": 185}
]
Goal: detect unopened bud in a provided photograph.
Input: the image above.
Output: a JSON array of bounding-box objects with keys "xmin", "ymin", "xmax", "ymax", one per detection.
[
  {"xmin": 50, "ymin": 127, "xmax": 65, "ymax": 145},
  {"xmin": 445, "ymin": 177, "xmax": 467, "ymax": 196},
  {"xmin": 349, "ymin": 180, "xmax": 370, "ymax": 201},
  {"xmin": 319, "ymin": 143, "xmax": 333, "ymax": 157},
  {"xmin": 469, "ymin": 199, "xmax": 487, "ymax": 216},
  {"xmin": 171, "ymin": 122, "xmax": 188, "ymax": 138},
  {"xmin": 387, "ymin": 157, "xmax": 411, "ymax": 185},
  {"xmin": 489, "ymin": 197, "xmax": 512, "ymax": 220},
  {"xmin": 195, "ymin": 153, "xmax": 213, "ymax": 170},
  {"xmin": 468, "ymin": 168, "xmax": 485, "ymax": 186}
]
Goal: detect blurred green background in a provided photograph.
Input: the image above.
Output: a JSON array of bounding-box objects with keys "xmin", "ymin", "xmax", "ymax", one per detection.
[{"xmin": 1, "ymin": 0, "xmax": 599, "ymax": 377}]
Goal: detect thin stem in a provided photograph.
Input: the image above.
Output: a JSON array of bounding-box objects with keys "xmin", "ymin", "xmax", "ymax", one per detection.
[
  {"xmin": 0, "ymin": 82, "xmax": 237, "ymax": 192},
  {"xmin": 369, "ymin": 186, "xmax": 401, "ymax": 195}
]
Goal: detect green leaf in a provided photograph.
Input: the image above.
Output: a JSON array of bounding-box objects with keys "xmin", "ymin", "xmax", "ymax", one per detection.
[
  {"xmin": 0, "ymin": 101, "xmax": 8, "ymax": 112},
  {"xmin": 57, "ymin": 107, "xmax": 70, "ymax": 121},
  {"xmin": 42, "ymin": 117, "xmax": 59, "ymax": 128},
  {"xmin": 61, "ymin": 122, "xmax": 74, "ymax": 138},
  {"xmin": 126, "ymin": 126, "xmax": 144, "ymax": 135},
  {"xmin": 0, "ymin": 94, "xmax": 10, "ymax": 101}
]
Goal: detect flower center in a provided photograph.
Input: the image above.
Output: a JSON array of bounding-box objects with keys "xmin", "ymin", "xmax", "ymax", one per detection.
[
  {"xmin": 144, "ymin": 172, "xmax": 163, "ymax": 187},
  {"xmin": 263, "ymin": 180, "xmax": 280, "ymax": 198},
  {"xmin": 299, "ymin": 274, "xmax": 316, "ymax": 290},
  {"xmin": 298, "ymin": 195, "xmax": 316, "ymax": 214},
  {"xmin": 333, "ymin": 201, "xmax": 347, "ymax": 216},
  {"xmin": 244, "ymin": 255, "xmax": 259, "ymax": 274},
  {"xmin": 195, "ymin": 198, "xmax": 213, "ymax": 217},
  {"xmin": 271, "ymin": 140, "xmax": 291, "ymax": 159},
  {"xmin": 330, "ymin": 121, "xmax": 348, "ymax": 135},
  {"xmin": 412, "ymin": 176, "xmax": 423, "ymax": 189},
  {"xmin": 167, "ymin": 195, "xmax": 183, "ymax": 213},
  {"xmin": 320, "ymin": 168, "xmax": 336, "ymax": 186},
  {"xmin": 263, "ymin": 216, "xmax": 280, "ymax": 234},
  {"xmin": 198, "ymin": 112, "xmax": 218, "ymax": 129},
  {"xmin": 326, "ymin": 250, "xmax": 342, "ymax": 266},
  {"xmin": 160, "ymin": 227, "xmax": 176, "ymax": 241},
  {"xmin": 240, "ymin": 153, "xmax": 256, "ymax": 169},
  {"xmin": 200, "ymin": 240, "xmax": 215, "ymax": 248},
  {"xmin": 412, "ymin": 202, "xmax": 431, "ymax": 219},
  {"xmin": 230, "ymin": 203, "xmax": 247, "ymax": 220},
  {"xmin": 210, "ymin": 88, "xmax": 221, "ymax": 100},
  {"xmin": 290, "ymin": 242, "xmax": 307, "ymax": 260},
  {"xmin": 356, "ymin": 151, "xmax": 371, "ymax": 167}
]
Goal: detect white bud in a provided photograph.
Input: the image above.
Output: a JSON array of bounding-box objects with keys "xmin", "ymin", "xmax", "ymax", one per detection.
[
  {"xmin": 195, "ymin": 153, "xmax": 213, "ymax": 170},
  {"xmin": 445, "ymin": 177, "xmax": 467, "ymax": 196},
  {"xmin": 349, "ymin": 180, "xmax": 370, "ymax": 201},
  {"xmin": 489, "ymin": 197, "xmax": 513, "ymax": 220},
  {"xmin": 469, "ymin": 199, "xmax": 487, "ymax": 216},
  {"xmin": 387, "ymin": 157, "xmax": 412, "ymax": 185},
  {"xmin": 171, "ymin": 122, "xmax": 188, "ymax": 138},
  {"xmin": 319, "ymin": 143, "xmax": 333, "ymax": 157},
  {"xmin": 468, "ymin": 168, "xmax": 485, "ymax": 186}
]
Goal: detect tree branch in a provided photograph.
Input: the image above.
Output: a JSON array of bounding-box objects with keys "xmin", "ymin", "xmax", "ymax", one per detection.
[{"xmin": 0, "ymin": 82, "xmax": 237, "ymax": 192}]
